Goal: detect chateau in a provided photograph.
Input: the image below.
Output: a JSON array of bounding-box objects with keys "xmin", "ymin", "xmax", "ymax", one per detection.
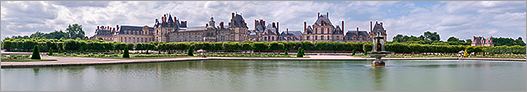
[
  {"xmin": 91, "ymin": 12, "xmax": 387, "ymax": 43},
  {"xmin": 471, "ymin": 36, "xmax": 493, "ymax": 46},
  {"xmin": 303, "ymin": 12, "xmax": 345, "ymax": 42}
]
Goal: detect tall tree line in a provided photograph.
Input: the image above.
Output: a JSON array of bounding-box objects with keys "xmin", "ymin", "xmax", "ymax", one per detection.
[
  {"xmin": 393, "ymin": 31, "xmax": 525, "ymax": 46},
  {"xmin": 8, "ymin": 24, "xmax": 86, "ymax": 39}
]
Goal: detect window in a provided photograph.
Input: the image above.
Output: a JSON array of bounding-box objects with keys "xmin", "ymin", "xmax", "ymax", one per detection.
[
  {"xmin": 306, "ymin": 36, "xmax": 310, "ymax": 40},
  {"xmin": 321, "ymin": 36, "xmax": 324, "ymax": 40}
]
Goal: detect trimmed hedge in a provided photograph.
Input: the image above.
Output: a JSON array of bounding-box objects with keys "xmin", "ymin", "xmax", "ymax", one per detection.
[{"xmin": 2, "ymin": 39, "xmax": 525, "ymax": 54}]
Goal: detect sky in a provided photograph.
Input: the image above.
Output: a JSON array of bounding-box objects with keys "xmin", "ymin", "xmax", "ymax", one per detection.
[{"xmin": 1, "ymin": 1, "xmax": 525, "ymax": 41}]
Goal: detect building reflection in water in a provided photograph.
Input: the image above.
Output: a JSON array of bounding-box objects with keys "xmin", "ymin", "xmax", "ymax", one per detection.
[{"xmin": 370, "ymin": 67, "xmax": 385, "ymax": 91}]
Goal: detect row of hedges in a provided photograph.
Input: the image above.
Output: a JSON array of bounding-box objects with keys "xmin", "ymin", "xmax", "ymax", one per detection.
[{"xmin": 2, "ymin": 39, "xmax": 525, "ymax": 54}]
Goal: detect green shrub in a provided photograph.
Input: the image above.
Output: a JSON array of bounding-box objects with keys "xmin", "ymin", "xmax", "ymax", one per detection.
[
  {"xmin": 3, "ymin": 38, "xmax": 524, "ymax": 55},
  {"xmin": 297, "ymin": 48, "xmax": 304, "ymax": 57},
  {"xmin": 48, "ymin": 49, "xmax": 53, "ymax": 56},
  {"xmin": 123, "ymin": 47, "xmax": 130, "ymax": 58},
  {"xmin": 31, "ymin": 45, "xmax": 41, "ymax": 59},
  {"xmin": 187, "ymin": 46, "xmax": 194, "ymax": 56}
]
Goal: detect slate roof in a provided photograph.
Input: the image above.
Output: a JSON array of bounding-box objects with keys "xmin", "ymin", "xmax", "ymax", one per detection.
[
  {"xmin": 333, "ymin": 26, "xmax": 344, "ymax": 34},
  {"xmin": 178, "ymin": 27, "xmax": 207, "ymax": 32},
  {"xmin": 305, "ymin": 26, "xmax": 314, "ymax": 34},
  {"xmin": 281, "ymin": 31, "xmax": 303, "ymax": 36},
  {"xmin": 95, "ymin": 29, "xmax": 113, "ymax": 36},
  {"xmin": 314, "ymin": 15, "xmax": 333, "ymax": 26},
  {"xmin": 118, "ymin": 26, "xmax": 144, "ymax": 34},
  {"xmin": 372, "ymin": 22, "xmax": 386, "ymax": 34},
  {"xmin": 230, "ymin": 13, "xmax": 248, "ymax": 28},
  {"xmin": 346, "ymin": 31, "xmax": 369, "ymax": 37}
]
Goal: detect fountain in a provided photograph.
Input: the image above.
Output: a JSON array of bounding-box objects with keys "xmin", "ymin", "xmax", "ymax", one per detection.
[{"xmin": 369, "ymin": 31, "xmax": 390, "ymax": 67}]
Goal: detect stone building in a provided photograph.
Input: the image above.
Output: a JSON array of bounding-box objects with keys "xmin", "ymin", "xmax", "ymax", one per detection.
[
  {"xmin": 166, "ymin": 13, "xmax": 249, "ymax": 42},
  {"xmin": 114, "ymin": 25, "xmax": 155, "ymax": 43},
  {"xmin": 369, "ymin": 21, "xmax": 387, "ymax": 42},
  {"xmin": 471, "ymin": 36, "xmax": 493, "ymax": 46},
  {"xmin": 91, "ymin": 25, "xmax": 155, "ymax": 43},
  {"xmin": 345, "ymin": 27, "xmax": 371, "ymax": 42},
  {"xmin": 92, "ymin": 26, "xmax": 116, "ymax": 41},
  {"xmin": 248, "ymin": 19, "xmax": 280, "ymax": 41},
  {"xmin": 280, "ymin": 29, "xmax": 303, "ymax": 41},
  {"xmin": 154, "ymin": 14, "xmax": 187, "ymax": 42},
  {"xmin": 227, "ymin": 13, "xmax": 249, "ymax": 42},
  {"xmin": 303, "ymin": 12, "xmax": 345, "ymax": 42}
]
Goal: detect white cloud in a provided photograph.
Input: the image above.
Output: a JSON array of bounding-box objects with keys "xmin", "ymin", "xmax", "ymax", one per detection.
[{"xmin": 1, "ymin": 1, "xmax": 525, "ymax": 41}]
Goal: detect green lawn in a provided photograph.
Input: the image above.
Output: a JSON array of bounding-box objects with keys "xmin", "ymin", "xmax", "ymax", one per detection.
[
  {"xmin": 50, "ymin": 53, "xmax": 294, "ymax": 59},
  {"xmin": 1, "ymin": 55, "xmax": 56, "ymax": 62}
]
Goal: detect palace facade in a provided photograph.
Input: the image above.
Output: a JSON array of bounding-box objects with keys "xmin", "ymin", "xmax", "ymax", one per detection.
[
  {"xmin": 91, "ymin": 25, "xmax": 155, "ymax": 43},
  {"xmin": 471, "ymin": 36, "xmax": 493, "ymax": 46},
  {"xmin": 303, "ymin": 12, "xmax": 345, "ymax": 42},
  {"xmin": 91, "ymin": 12, "xmax": 389, "ymax": 43},
  {"xmin": 248, "ymin": 19, "xmax": 280, "ymax": 41}
]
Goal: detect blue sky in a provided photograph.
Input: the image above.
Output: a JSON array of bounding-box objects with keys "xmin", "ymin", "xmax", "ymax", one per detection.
[{"xmin": 1, "ymin": 1, "xmax": 525, "ymax": 41}]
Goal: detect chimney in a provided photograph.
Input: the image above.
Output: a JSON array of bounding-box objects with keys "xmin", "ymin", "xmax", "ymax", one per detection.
[
  {"xmin": 357, "ymin": 27, "xmax": 359, "ymax": 31},
  {"xmin": 304, "ymin": 22, "xmax": 307, "ymax": 31},
  {"xmin": 370, "ymin": 21, "xmax": 372, "ymax": 31},
  {"xmin": 97, "ymin": 26, "xmax": 99, "ymax": 30},
  {"xmin": 231, "ymin": 13, "xmax": 235, "ymax": 18},
  {"xmin": 341, "ymin": 21, "xmax": 344, "ymax": 32},
  {"xmin": 327, "ymin": 12, "xmax": 329, "ymax": 17},
  {"xmin": 262, "ymin": 20, "xmax": 265, "ymax": 27},
  {"xmin": 277, "ymin": 22, "xmax": 279, "ymax": 31},
  {"xmin": 255, "ymin": 20, "xmax": 258, "ymax": 29},
  {"xmin": 220, "ymin": 22, "xmax": 224, "ymax": 29},
  {"xmin": 272, "ymin": 22, "xmax": 276, "ymax": 28},
  {"xmin": 174, "ymin": 16, "xmax": 177, "ymax": 23},
  {"xmin": 318, "ymin": 12, "xmax": 320, "ymax": 17}
]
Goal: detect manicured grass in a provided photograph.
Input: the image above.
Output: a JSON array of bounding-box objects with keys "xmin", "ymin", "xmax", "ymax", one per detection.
[
  {"xmin": 384, "ymin": 53, "xmax": 524, "ymax": 58},
  {"xmin": 1, "ymin": 55, "xmax": 56, "ymax": 62},
  {"xmin": 51, "ymin": 53, "xmax": 294, "ymax": 58},
  {"xmin": 205, "ymin": 53, "xmax": 292, "ymax": 57}
]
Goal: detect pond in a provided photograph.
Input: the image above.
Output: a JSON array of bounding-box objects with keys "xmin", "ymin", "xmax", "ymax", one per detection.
[{"xmin": 1, "ymin": 60, "xmax": 526, "ymax": 91}]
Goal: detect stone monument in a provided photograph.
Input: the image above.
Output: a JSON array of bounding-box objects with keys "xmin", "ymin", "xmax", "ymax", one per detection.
[{"xmin": 369, "ymin": 31, "xmax": 389, "ymax": 67}]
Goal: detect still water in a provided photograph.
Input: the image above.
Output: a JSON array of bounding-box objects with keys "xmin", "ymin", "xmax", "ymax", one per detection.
[{"xmin": 1, "ymin": 60, "xmax": 526, "ymax": 91}]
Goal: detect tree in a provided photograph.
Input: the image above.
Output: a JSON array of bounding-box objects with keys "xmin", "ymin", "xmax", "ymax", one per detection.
[
  {"xmin": 423, "ymin": 31, "xmax": 440, "ymax": 42},
  {"xmin": 187, "ymin": 46, "xmax": 194, "ymax": 56},
  {"xmin": 48, "ymin": 49, "xmax": 53, "ymax": 56},
  {"xmin": 393, "ymin": 34, "xmax": 404, "ymax": 42},
  {"xmin": 447, "ymin": 37, "xmax": 460, "ymax": 42},
  {"xmin": 65, "ymin": 24, "xmax": 85, "ymax": 39},
  {"xmin": 284, "ymin": 47, "xmax": 288, "ymax": 55},
  {"xmin": 296, "ymin": 47, "xmax": 304, "ymax": 57},
  {"xmin": 123, "ymin": 47, "xmax": 130, "ymax": 58},
  {"xmin": 514, "ymin": 37, "xmax": 525, "ymax": 46},
  {"xmin": 45, "ymin": 30, "xmax": 68, "ymax": 39},
  {"xmin": 31, "ymin": 45, "xmax": 41, "ymax": 59},
  {"xmin": 30, "ymin": 31, "xmax": 46, "ymax": 38},
  {"xmin": 492, "ymin": 37, "xmax": 524, "ymax": 46}
]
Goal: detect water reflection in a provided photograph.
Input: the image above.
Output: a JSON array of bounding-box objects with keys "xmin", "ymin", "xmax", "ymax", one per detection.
[
  {"xmin": 370, "ymin": 67, "xmax": 385, "ymax": 91},
  {"xmin": 1, "ymin": 60, "xmax": 525, "ymax": 91}
]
